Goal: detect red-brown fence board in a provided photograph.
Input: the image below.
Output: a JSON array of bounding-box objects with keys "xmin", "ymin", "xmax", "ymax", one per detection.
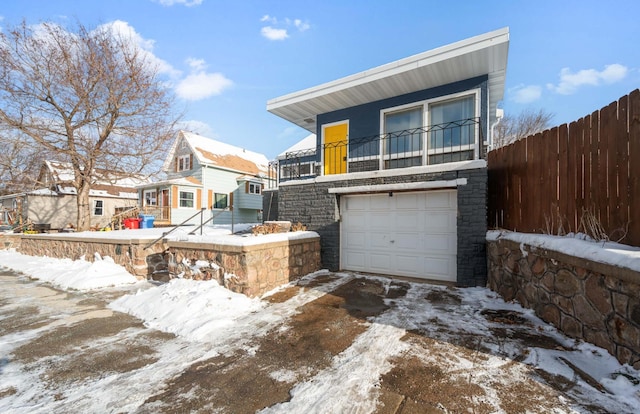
[
  {"xmin": 629, "ymin": 90, "xmax": 640, "ymax": 246},
  {"xmin": 488, "ymin": 89, "xmax": 640, "ymax": 247}
]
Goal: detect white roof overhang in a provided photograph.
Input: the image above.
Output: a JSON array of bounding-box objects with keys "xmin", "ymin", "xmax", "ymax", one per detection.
[{"xmin": 267, "ymin": 27, "xmax": 509, "ymax": 133}]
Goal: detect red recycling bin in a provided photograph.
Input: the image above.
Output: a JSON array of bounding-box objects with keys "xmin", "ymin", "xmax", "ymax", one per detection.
[{"xmin": 123, "ymin": 217, "xmax": 140, "ymax": 229}]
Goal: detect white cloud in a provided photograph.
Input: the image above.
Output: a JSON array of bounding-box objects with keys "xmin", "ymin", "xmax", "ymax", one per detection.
[
  {"xmin": 186, "ymin": 57, "xmax": 206, "ymax": 72},
  {"xmin": 175, "ymin": 58, "xmax": 233, "ymax": 101},
  {"xmin": 153, "ymin": 0, "xmax": 203, "ymax": 6},
  {"xmin": 261, "ymin": 26, "xmax": 289, "ymax": 41},
  {"xmin": 98, "ymin": 20, "xmax": 181, "ymax": 78},
  {"xmin": 294, "ymin": 19, "xmax": 310, "ymax": 32},
  {"xmin": 177, "ymin": 120, "xmax": 215, "ymax": 137},
  {"xmin": 260, "ymin": 15, "xmax": 310, "ymax": 41},
  {"xmin": 547, "ymin": 64, "xmax": 628, "ymax": 95},
  {"xmin": 509, "ymin": 84, "xmax": 542, "ymax": 104}
]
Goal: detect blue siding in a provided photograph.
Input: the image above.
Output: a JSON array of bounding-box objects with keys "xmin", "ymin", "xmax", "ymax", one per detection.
[{"xmin": 314, "ymin": 76, "xmax": 489, "ymax": 160}]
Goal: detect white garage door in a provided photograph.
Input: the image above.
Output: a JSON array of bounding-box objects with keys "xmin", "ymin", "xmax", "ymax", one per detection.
[{"xmin": 341, "ymin": 190, "xmax": 457, "ymax": 282}]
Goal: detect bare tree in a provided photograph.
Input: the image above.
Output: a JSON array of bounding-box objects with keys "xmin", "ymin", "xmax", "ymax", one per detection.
[
  {"xmin": 0, "ymin": 129, "xmax": 44, "ymax": 195},
  {"xmin": 0, "ymin": 21, "xmax": 178, "ymax": 230},
  {"xmin": 493, "ymin": 108, "xmax": 554, "ymax": 148}
]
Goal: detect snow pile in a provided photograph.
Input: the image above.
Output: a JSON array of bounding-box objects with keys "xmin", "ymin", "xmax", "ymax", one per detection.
[
  {"xmin": 0, "ymin": 250, "xmax": 139, "ymax": 290},
  {"xmin": 110, "ymin": 278, "xmax": 266, "ymax": 341},
  {"xmin": 487, "ymin": 230, "xmax": 640, "ymax": 272}
]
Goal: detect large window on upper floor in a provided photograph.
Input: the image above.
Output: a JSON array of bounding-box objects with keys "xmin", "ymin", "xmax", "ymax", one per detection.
[
  {"xmin": 428, "ymin": 94, "xmax": 476, "ymax": 164},
  {"xmin": 381, "ymin": 90, "xmax": 479, "ymax": 168},
  {"xmin": 383, "ymin": 106, "xmax": 423, "ymax": 169}
]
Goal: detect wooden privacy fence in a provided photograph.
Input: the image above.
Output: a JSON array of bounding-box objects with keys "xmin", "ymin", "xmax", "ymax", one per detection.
[{"xmin": 488, "ymin": 89, "xmax": 640, "ymax": 247}]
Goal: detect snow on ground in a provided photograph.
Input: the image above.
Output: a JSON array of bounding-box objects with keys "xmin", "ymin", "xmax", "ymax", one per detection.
[
  {"xmin": 0, "ymin": 250, "xmax": 140, "ymax": 290},
  {"xmin": 8, "ymin": 223, "xmax": 319, "ymax": 247},
  {"xmin": 1, "ymin": 229, "xmax": 640, "ymax": 412}
]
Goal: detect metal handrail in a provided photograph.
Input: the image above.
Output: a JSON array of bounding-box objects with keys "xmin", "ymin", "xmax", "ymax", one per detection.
[
  {"xmin": 188, "ymin": 207, "xmax": 230, "ymax": 235},
  {"xmin": 144, "ymin": 208, "xmax": 207, "ymax": 249}
]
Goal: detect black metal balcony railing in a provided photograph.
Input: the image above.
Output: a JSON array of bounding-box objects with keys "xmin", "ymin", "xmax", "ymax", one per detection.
[{"xmin": 273, "ymin": 118, "xmax": 484, "ymax": 183}]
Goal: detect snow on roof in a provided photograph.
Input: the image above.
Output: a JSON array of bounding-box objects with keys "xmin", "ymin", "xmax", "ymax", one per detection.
[
  {"xmin": 45, "ymin": 160, "xmax": 150, "ymax": 187},
  {"xmin": 277, "ymin": 134, "xmax": 317, "ymax": 159},
  {"xmin": 172, "ymin": 131, "xmax": 270, "ymax": 176},
  {"xmin": 137, "ymin": 176, "xmax": 203, "ymax": 189}
]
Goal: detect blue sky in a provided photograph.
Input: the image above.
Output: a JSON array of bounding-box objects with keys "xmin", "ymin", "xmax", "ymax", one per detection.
[{"xmin": 1, "ymin": 0, "xmax": 638, "ymax": 159}]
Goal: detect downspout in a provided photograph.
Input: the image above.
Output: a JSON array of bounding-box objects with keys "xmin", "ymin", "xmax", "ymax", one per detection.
[{"xmin": 489, "ymin": 108, "xmax": 504, "ymax": 152}]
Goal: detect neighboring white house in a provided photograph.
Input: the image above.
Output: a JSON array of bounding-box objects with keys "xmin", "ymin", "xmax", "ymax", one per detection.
[
  {"xmin": 0, "ymin": 160, "xmax": 144, "ymax": 230},
  {"xmin": 137, "ymin": 130, "xmax": 271, "ymax": 226}
]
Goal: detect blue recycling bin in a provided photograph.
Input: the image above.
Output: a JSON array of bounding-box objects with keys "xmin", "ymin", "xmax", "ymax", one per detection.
[{"xmin": 139, "ymin": 214, "xmax": 155, "ymax": 229}]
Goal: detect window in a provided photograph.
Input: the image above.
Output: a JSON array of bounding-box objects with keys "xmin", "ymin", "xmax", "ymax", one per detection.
[
  {"xmin": 178, "ymin": 154, "xmax": 191, "ymax": 172},
  {"xmin": 248, "ymin": 182, "xmax": 261, "ymax": 194},
  {"xmin": 144, "ymin": 190, "xmax": 157, "ymax": 206},
  {"xmin": 281, "ymin": 162, "xmax": 314, "ymax": 179},
  {"xmin": 179, "ymin": 191, "xmax": 194, "ymax": 208},
  {"xmin": 380, "ymin": 91, "xmax": 478, "ymax": 168},
  {"xmin": 93, "ymin": 200, "xmax": 104, "ymax": 216},
  {"xmin": 383, "ymin": 106, "xmax": 423, "ymax": 169},
  {"xmin": 214, "ymin": 193, "xmax": 228, "ymax": 209},
  {"xmin": 428, "ymin": 95, "xmax": 476, "ymax": 164}
]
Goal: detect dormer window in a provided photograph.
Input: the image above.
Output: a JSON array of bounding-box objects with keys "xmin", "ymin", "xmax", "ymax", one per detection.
[{"xmin": 177, "ymin": 154, "xmax": 191, "ymax": 172}]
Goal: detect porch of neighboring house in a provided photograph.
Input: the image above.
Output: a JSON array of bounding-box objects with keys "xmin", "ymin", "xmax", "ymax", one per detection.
[{"xmin": 139, "ymin": 187, "xmax": 173, "ymax": 226}]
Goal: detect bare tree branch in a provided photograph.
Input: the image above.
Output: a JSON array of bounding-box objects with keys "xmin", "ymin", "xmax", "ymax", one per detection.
[
  {"xmin": 0, "ymin": 20, "xmax": 179, "ymax": 230},
  {"xmin": 493, "ymin": 108, "xmax": 554, "ymax": 148}
]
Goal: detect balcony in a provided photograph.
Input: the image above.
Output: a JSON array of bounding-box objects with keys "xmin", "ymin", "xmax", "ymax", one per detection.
[{"xmin": 274, "ymin": 118, "xmax": 484, "ymax": 183}]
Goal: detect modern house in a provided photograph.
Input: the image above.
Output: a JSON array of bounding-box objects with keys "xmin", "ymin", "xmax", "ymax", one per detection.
[
  {"xmin": 266, "ymin": 28, "xmax": 509, "ymax": 286},
  {"xmin": 0, "ymin": 160, "xmax": 143, "ymax": 230},
  {"xmin": 138, "ymin": 130, "xmax": 271, "ymax": 226}
]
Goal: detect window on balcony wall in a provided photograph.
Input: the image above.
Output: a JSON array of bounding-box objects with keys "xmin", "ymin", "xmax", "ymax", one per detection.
[
  {"xmin": 281, "ymin": 162, "xmax": 314, "ymax": 179},
  {"xmin": 177, "ymin": 154, "xmax": 192, "ymax": 172},
  {"xmin": 144, "ymin": 190, "xmax": 157, "ymax": 206},
  {"xmin": 428, "ymin": 94, "xmax": 476, "ymax": 164},
  {"xmin": 93, "ymin": 200, "xmax": 104, "ymax": 216},
  {"xmin": 381, "ymin": 90, "xmax": 478, "ymax": 168},
  {"xmin": 247, "ymin": 182, "xmax": 261, "ymax": 194},
  {"xmin": 179, "ymin": 191, "xmax": 194, "ymax": 208},
  {"xmin": 213, "ymin": 193, "xmax": 228, "ymax": 209},
  {"xmin": 383, "ymin": 106, "xmax": 423, "ymax": 169}
]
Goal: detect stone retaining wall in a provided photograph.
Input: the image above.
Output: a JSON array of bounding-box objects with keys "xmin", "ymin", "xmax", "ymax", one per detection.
[
  {"xmin": 1, "ymin": 234, "xmax": 21, "ymax": 250},
  {"xmin": 11, "ymin": 232, "xmax": 321, "ymax": 298},
  {"xmin": 166, "ymin": 234, "xmax": 321, "ymax": 297},
  {"xmin": 487, "ymin": 238, "xmax": 640, "ymax": 368},
  {"xmin": 17, "ymin": 234, "xmax": 164, "ymax": 277}
]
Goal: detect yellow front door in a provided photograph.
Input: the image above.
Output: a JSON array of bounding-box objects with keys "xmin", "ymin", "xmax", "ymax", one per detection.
[{"xmin": 323, "ymin": 122, "xmax": 348, "ymax": 175}]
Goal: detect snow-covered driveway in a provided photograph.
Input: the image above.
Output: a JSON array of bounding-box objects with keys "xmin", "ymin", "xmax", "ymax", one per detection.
[{"xmin": 0, "ymin": 254, "xmax": 639, "ymax": 413}]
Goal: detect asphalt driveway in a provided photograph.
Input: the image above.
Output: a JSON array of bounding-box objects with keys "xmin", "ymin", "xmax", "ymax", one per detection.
[{"xmin": 0, "ymin": 269, "xmax": 636, "ymax": 413}]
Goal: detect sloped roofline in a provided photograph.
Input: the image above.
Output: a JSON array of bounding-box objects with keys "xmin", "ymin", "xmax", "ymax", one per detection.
[{"xmin": 267, "ymin": 27, "xmax": 509, "ymax": 133}]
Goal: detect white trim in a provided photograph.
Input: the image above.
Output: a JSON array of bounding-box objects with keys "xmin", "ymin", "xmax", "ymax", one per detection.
[
  {"xmin": 321, "ymin": 120, "xmax": 349, "ymax": 176},
  {"xmin": 267, "ymin": 28, "xmax": 509, "ymax": 133},
  {"xmin": 92, "ymin": 199, "xmax": 104, "ymax": 216},
  {"xmin": 328, "ymin": 178, "xmax": 467, "ymax": 194},
  {"xmin": 426, "ymin": 89, "xmax": 481, "ymax": 160},
  {"xmin": 378, "ymin": 89, "xmax": 481, "ymax": 166},
  {"xmin": 279, "ymin": 159, "xmax": 486, "ymax": 187},
  {"xmin": 178, "ymin": 190, "xmax": 195, "ymax": 209}
]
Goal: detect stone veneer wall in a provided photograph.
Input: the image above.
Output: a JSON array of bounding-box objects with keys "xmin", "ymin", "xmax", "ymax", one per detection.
[
  {"xmin": 17, "ymin": 234, "xmax": 165, "ymax": 277},
  {"xmin": 276, "ymin": 166, "xmax": 487, "ymax": 286},
  {"xmin": 166, "ymin": 234, "xmax": 320, "ymax": 297},
  {"xmin": 487, "ymin": 238, "xmax": 640, "ymax": 368},
  {"xmin": 1, "ymin": 234, "xmax": 21, "ymax": 250},
  {"xmin": 14, "ymin": 233, "xmax": 321, "ymax": 298}
]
